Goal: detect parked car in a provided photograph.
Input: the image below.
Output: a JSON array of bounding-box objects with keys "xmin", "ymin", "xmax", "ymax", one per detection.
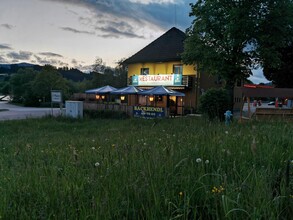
[
  {"xmin": 268, "ymin": 101, "xmax": 283, "ymax": 107},
  {"xmin": 268, "ymin": 101, "xmax": 275, "ymax": 105}
]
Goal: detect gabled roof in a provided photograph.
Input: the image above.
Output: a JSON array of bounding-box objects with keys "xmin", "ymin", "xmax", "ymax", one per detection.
[{"xmin": 124, "ymin": 27, "xmax": 186, "ymax": 64}]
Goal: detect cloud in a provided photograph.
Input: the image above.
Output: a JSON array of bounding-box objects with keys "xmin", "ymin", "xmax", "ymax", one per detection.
[
  {"xmin": 0, "ymin": 44, "xmax": 12, "ymax": 50},
  {"xmin": 129, "ymin": 0, "xmax": 178, "ymax": 4},
  {"xmin": 96, "ymin": 21, "xmax": 145, "ymax": 38},
  {"xmin": 1, "ymin": 49, "xmax": 70, "ymax": 68},
  {"xmin": 33, "ymin": 54, "xmax": 68, "ymax": 67},
  {"xmin": 38, "ymin": 52, "xmax": 63, "ymax": 58},
  {"xmin": 0, "ymin": 55, "xmax": 7, "ymax": 63},
  {"xmin": 42, "ymin": 0, "xmax": 192, "ymax": 38},
  {"xmin": 6, "ymin": 51, "xmax": 33, "ymax": 60},
  {"xmin": 60, "ymin": 26, "xmax": 95, "ymax": 35},
  {"xmin": 71, "ymin": 59, "xmax": 78, "ymax": 65},
  {"xmin": 0, "ymin": 23, "xmax": 14, "ymax": 29}
]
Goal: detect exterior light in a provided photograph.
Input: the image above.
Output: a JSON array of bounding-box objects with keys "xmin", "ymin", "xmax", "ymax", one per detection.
[
  {"xmin": 101, "ymin": 95, "xmax": 105, "ymax": 99},
  {"xmin": 120, "ymin": 95, "xmax": 125, "ymax": 101},
  {"xmin": 95, "ymin": 95, "xmax": 100, "ymax": 100},
  {"xmin": 149, "ymin": 96, "xmax": 154, "ymax": 102}
]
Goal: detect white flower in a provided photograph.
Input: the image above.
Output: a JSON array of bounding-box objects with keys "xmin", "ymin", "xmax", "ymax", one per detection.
[
  {"xmin": 225, "ymin": 131, "xmax": 229, "ymax": 135},
  {"xmin": 196, "ymin": 158, "xmax": 202, "ymax": 163},
  {"xmin": 95, "ymin": 162, "xmax": 100, "ymax": 167},
  {"xmin": 205, "ymin": 160, "xmax": 209, "ymax": 164},
  {"xmin": 91, "ymin": 147, "xmax": 95, "ymax": 150}
]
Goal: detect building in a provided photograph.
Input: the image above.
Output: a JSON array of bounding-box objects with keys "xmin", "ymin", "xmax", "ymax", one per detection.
[{"xmin": 124, "ymin": 27, "xmax": 221, "ymax": 115}]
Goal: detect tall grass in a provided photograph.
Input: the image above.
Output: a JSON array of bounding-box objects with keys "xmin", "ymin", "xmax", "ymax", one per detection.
[{"xmin": 0, "ymin": 117, "xmax": 292, "ymax": 219}]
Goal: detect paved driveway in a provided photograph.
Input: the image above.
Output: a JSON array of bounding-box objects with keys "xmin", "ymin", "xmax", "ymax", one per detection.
[{"xmin": 0, "ymin": 101, "xmax": 62, "ymax": 121}]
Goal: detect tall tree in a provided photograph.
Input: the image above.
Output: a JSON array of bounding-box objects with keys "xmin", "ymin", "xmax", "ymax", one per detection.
[
  {"xmin": 182, "ymin": 0, "xmax": 260, "ymax": 108},
  {"xmin": 92, "ymin": 57, "xmax": 106, "ymax": 74},
  {"xmin": 263, "ymin": 44, "xmax": 293, "ymax": 87},
  {"xmin": 182, "ymin": 0, "xmax": 293, "ymax": 107},
  {"xmin": 114, "ymin": 59, "xmax": 128, "ymax": 88},
  {"xmin": 258, "ymin": 0, "xmax": 293, "ymax": 87}
]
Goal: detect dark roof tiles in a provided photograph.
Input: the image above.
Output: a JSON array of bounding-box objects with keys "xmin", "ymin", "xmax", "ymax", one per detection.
[{"xmin": 124, "ymin": 27, "xmax": 186, "ymax": 64}]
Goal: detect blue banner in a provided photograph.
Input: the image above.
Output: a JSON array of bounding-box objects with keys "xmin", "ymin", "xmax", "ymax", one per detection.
[{"xmin": 133, "ymin": 106, "xmax": 165, "ymax": 118}]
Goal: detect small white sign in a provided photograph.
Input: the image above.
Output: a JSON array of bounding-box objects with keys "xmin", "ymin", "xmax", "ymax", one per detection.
[{"xmin": 51, "ymin": 90, "xmax": 62, "ymax": 103}]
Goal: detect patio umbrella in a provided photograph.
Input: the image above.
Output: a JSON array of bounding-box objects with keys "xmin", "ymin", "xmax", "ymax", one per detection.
[
  {"xmin": 85, "ymin": 85, "xmax": 117, "ymax": 94},
  {"xmin": 137, "ymin": 86, "xmax": 185, "ymax": 96},
  {"xmin": 110, "ymin": 86, "xmax": 143, "ymax": 95}
]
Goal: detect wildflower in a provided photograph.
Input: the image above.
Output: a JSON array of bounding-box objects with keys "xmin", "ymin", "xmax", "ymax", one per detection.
[
  {"xmin": 112, "ymin": 144, "xmax": 115, "ymax": 148},
  {"xmin": 91, "ymin": 147, "xmax": 95, "ymax": 150},
  {"xmin": 95, "ymin": 162, "xmax": 100, "ymax": 167},
  {"xmin": 225, "ymin": 131, "xmax": 228, "ymax": 135},
  {"xmin": 205, "ymin": 160, "xmax": 209, "ymax": 164},
  {"xmin": 211, "ymin": 185, "xmax": 225, "ymax": 194},
  {"xmin": 179, "ymin": 191, "xmax": 183, "ymax": 197},
  {"xmin": 196, "ymin": 158, "xmax": 202, "ymax": 163},
  {"xmin": 143, "ymin": 143, "xmax": 147, "ymax": 146}
]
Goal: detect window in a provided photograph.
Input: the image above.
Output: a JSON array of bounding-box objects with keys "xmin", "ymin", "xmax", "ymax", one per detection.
[
  {"xmin": 173, "ymin": 65, "xmax": 183, "ymax": 75},
  {"xmin": 140, "ymin": 68, "xmax": 149, "ymax": 75}
]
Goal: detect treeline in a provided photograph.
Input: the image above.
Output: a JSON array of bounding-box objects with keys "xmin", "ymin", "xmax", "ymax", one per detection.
[{"xmin": 0, "ymin": 62, "xmax": 127, "ymax": 106}]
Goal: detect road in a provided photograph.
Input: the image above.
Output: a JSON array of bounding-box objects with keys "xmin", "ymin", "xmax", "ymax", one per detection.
[{"xmin": 0, "ymin": 101, "xmax": 62, "ymax": 121}]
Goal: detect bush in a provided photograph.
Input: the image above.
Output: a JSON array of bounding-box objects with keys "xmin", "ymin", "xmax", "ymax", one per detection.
[
  {"xmin": 84, "ymin": 109, "xmax": 129, "ymax": 119},
  {"xmin": 199, "ymin": 88, "xmax": 231, "ymax": 120}
]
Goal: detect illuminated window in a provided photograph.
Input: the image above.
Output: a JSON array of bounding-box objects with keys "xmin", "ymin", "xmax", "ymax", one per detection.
[
  {"xmin": 140, "ymin": 68, "xmax": 149, "ymax": 75},
  {"xmin": 173, "ymin": 65, "xmax": 183, "ymax": 75}
]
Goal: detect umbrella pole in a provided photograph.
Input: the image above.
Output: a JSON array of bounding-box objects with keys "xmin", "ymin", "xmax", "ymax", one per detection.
[{"xmin": 167, "ymin": 95, "xmax": 170, "ymax": 118}]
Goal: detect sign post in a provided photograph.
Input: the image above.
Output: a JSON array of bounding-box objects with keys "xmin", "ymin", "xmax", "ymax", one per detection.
[{"xmin": 51, "ymin": 90, "xmax": 62, "ymax": 116}]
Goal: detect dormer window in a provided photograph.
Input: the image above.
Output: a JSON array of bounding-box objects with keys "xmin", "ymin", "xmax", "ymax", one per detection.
[
  {"xmin": 141, "ymin": 68, "xmax": 149, "ymax": 75},
  {"xmin": 173, "ymin": 64, "xmax": 183, "ymax": 75}
]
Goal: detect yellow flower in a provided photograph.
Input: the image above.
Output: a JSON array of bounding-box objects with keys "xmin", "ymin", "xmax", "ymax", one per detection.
[
  {"xmin": 212, "ymin": 186, "xmax": 225, "ymax": 194},
  {"xmin": 179, "ymin": 191, "xmax": 183, "ymax": 196}
]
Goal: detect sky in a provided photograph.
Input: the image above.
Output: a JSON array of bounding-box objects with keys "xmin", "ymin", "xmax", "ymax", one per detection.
[{"xmin": 0, "ymin": 0, "xmax": 269, "ymax": 84}]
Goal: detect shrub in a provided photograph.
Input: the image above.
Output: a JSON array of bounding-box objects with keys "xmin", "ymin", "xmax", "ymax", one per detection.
[{"xmin": 199, "ymin": 88, "xmax": 231, "ymax": 120}]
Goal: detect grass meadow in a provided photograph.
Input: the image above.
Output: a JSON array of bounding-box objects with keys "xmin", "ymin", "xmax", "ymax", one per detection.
[{"xmin": 0, "ymin": 116, "xmax": 292, "ymax": 219}]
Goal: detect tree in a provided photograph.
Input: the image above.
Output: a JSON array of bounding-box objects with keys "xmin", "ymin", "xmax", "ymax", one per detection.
[
  {"xmin": 89, "ymin": 58, "xmax": 128, "ymax": 89},
  {"xmin": 32, "ymin": 65, "xmax": 69, "ymax": 103},
  {"xmin": 182, "ymin": 0, "xmax": 293, "ymax": 107},
  {"xmin": 113, "ymin": 59, "xmax": 128, "ymax": 88},
  {"xmin": 92, "ymin": 57, "xmax": 106, "ymax": 74},
  {"xmin": 9, "ymin": 68, "xmax": 37, "ymax": 103},
  {"xmin": 257, "ymin": 0, "xmax": 293, "ymax": 87},
  {"xmin": 263, "ymin": 44, "xmax": 293, "ymax": 87}
]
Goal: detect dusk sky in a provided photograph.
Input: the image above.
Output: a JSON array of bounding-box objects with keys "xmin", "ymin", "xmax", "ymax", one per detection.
[{"xmin": 0, "ymin": 0, "xmax": 269, "ymax": 83}]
